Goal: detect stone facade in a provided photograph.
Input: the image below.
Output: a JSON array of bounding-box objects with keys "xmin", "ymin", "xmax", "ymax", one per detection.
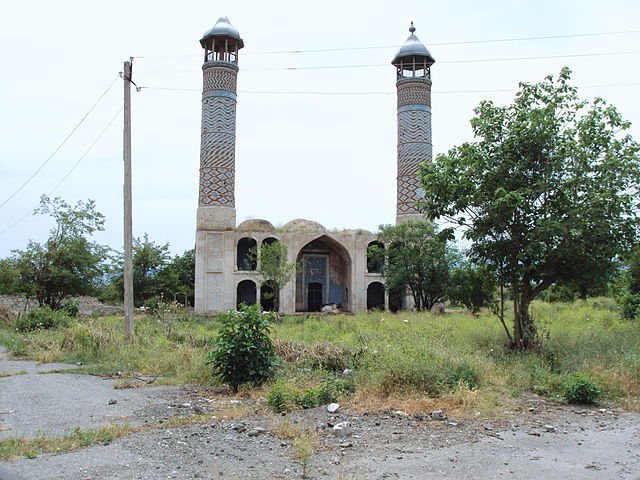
[{"xmin": 194, "ymin": 19, "xmax": 432, "ymax": 314}]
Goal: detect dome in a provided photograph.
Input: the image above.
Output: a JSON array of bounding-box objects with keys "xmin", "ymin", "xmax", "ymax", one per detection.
[
  {"xmin": 282, "ymin": 219, "xmax": 327, "ymax": 233},
  {"xmin": 340, "ymin": 228, "xmax": 373, "ymax": 235},
  {"xmin": 200, "ymin": 17, "xmax": 244, "ymax": 48},
  {"xmin": 392, "ymin": 24, "xmax": 435, "ymax": 67},
  {"xmin": 236, "ymin": 219, "xmax": 276, "ymax": 232}
]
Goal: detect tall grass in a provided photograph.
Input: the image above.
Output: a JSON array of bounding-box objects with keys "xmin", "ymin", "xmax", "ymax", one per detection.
[{"xmin": 1, "ymin": 299, "xmax": 638, "ymax": 411}]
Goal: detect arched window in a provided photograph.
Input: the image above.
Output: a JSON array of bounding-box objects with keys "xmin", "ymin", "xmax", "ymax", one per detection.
[
  {"xmin": 237, "ymin": 237, "xmax": 257, "ymax": 271},
  {"xmin": 236, "ymin": 280, "xmax": 257, "ymax": 309},
  {"xmin": 262, "ymin": 237, "xmax": 278, "ymax": 247},
  {"xmin": 260, "ymin": 281, "xmax": 276, "ymax": 312},
  {"xmin": 367, "ymin": 241, "xmax": 384, "ymax": 273},
  {"xmin": 367, "ymin": 282, "xmax": 385, "ymax": 310}
]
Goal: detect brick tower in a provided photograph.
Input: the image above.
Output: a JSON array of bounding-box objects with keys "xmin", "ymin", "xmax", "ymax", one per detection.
[
  {"xmin": 196, "ymin": 16, "xmax": 244, "ymax": 231},
  {"xmin": 392, "ymin": 23, "xmax": 435, "ymax": 224}
]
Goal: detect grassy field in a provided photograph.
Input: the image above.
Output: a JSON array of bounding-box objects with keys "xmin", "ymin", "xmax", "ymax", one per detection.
[{"xmin": 1, "ymin": 298, "xmax": 638, "ymax": 413}]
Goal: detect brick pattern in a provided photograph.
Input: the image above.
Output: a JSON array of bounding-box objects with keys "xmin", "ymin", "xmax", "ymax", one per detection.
[
  {"xmin": 396, "ymin": 79, "xmax": 432, "ymax": 216},
  {"xmin": 397, "ymin": 80, "xmax": 431, "ymax": 108},
  {"xmin": 202, "ymin": 65, "xmax": 238, "ymax": 92},
  {"xmin": 199, "ymin": 64, "xmax": 238, "ymax": 207}
]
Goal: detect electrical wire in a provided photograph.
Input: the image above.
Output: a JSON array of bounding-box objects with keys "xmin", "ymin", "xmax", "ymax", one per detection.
[
  {"xmin": 131, "ymin": 49, "xmax": 640, "ymax": 74},
  {"xmin": 0, "ymin": 76, "xmax": 119, "ymax": 210},
  {"xmin": 0, "ymin": 108, "xmax": 123, "ymax": 236},
  {"xmin": 139, "ymin": 82, "xmax": 640, "ymax": 96},
  {"xmin": 134, "ymin": 28, "xmax": 640, "ymax": 58}
]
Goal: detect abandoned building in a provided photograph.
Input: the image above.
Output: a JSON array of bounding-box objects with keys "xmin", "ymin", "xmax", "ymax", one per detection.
[{"xmin": 194, "ymin": 18, "xmax": 434, "ymax": 314}]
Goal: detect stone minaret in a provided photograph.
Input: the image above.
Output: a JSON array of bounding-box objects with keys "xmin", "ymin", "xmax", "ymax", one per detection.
[
  {"xmin": 392, "ymin": 23, "xmax": 435, "ymax": 224},
  {"xmin": 196, "ymin": 17, "xmax": 244, "ymax": 231}
]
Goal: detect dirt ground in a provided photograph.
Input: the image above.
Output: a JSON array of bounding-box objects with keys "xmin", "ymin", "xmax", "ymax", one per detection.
[{"xmin": 1, "ymin": 347, "xmax": 639, "ymax": 480}]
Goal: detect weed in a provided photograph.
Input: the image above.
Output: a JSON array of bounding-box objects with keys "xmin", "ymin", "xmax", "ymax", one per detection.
[
  {"xmin": 0, "ymin": 424, "xmax": 133, "ymax": 461},
  {"xmin": 563, "ymin": 373, "xmax": 602, "ymax": 404}
]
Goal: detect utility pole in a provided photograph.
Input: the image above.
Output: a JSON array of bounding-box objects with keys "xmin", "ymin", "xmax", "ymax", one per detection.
[{"xmin": 123, "ymin": 59, "xmax": 134, "ymax": 340}]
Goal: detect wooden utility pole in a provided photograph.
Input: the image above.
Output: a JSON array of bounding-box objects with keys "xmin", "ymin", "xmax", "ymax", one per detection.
[{"xmin": 123, "ymin": 59, "xmax": 134, "ymax": 340}]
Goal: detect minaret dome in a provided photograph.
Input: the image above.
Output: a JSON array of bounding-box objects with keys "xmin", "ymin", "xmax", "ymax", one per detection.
[
  {"xmin": 200, "ymin": 17, "xmax": 245, "ymax": 63},
  {"xmin": 391, "ymin": 23, "xmax": 435, "ymax": 80}
]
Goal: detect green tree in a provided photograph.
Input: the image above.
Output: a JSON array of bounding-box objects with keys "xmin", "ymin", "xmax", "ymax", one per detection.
[
  {"xmin": 111, "ymin": 234, "xmax": 171, "ymax": 306},
  {"xmin": 8, "ymin": 195, "xmax": 107, "ymax": 309},
  {"xmin": 448, "ymin": 262, "xmax": 496, "ymax": 316},
  {"xmin": 157, "ymin": 248, "xmax": 195, "ymax": 306},
  {"xmin": 373, "ymin": 221, "xmax": 455, "ymax": 311},
  {"xmin": 421, "ymin": 68, "xmax": 640, "ymax": 348},
  {"xmin": 250, "ymin": 241, "xmax": 297, "ymax": 312}
]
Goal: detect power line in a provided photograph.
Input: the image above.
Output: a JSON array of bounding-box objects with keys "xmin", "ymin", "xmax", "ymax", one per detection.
[
  {"xmin": 0, "ymin": 76, "xmax": 119, "ymax": 210},
  {"xmin": 134, "ymin": 28, "xmax": 640, "ymax": 58},
  {"xmin": 139, "ymin": 82, "xmax": 640, "ymax": 96},
  {"xmin": 132, "ymin": 49, "xmax": 640, "ymax": 74},
  {"xmin": 0, "ymin": 108, "xmax": 123, "ymax": 236}
]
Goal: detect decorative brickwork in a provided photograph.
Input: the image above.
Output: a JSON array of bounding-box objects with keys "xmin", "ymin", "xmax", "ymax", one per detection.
[
  {"xmin": 396, "ymin": 77, "xmax": 432, "ymax": 217},
  {"xmin": 202, "ymin": 65, "xmax": 238, "ymax": 92},
  {"xmin": 199, "ymin": 166, "xmax": 235, "ymax": 206},
  {"xmin": 198, "ymin": 62, "xmax": 239, "ymax": 208},
  {"xmin": 397, "ymin": 81, "xmax": 431, "ymax": 108}
]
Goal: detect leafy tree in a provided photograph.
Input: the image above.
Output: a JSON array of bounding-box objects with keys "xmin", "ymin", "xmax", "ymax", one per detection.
[
  {"xmin": 111, "ymin": 234, "xmax": 171, "ymax": 306},
  {"xmin": 7, "ymin": 195, "xmax": 107, "ymax": 309},
  {"xmin": 157, "ymin": 248, "xmax": 195, "ymax": 306},
  {"xmin": 448, "ymin": 262, "xmax": 496, "ymax": 316},
  {"xmin": 372, "ymin": 221, "xmax": 456, "ymax": 311},
  {"xmin": 250, "ymin": 241, "xmax": 297, "ymax": 312},
  {"xmin": 421, "ymin": 68, "xmax": 640, "ymax": 349}
]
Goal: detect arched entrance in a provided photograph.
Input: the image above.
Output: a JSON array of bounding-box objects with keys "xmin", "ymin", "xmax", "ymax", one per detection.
[
  {"xmin": 236, "ymin": 279, "xmax": 257, "ymax": 308},
  {"xmin": 367, "ymin": 282, "xmax": 385, "ymax": 310},
  {"xmin": 295, "ymin": 236, "xmax": 351, "ymax": 312}
]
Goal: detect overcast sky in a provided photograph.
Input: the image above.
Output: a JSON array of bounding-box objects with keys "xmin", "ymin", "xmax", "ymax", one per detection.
[{"xmin": 1, "ymin": 0, "xmax": 639, "ymax": 257}]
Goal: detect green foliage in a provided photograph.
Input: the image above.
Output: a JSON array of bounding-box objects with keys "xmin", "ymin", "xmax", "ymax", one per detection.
[
  {"xmin": 208, "ymin": 304, "xmax": 279, "ymax": 392},
  {"xmin": 7, "ymin": 196, "xmax": 107, "ymax": 309},
  {"xmin": 266, "ymin": 374, "xmax": 355, "ymax": 412},
  {"xmin": 421, "ymin": 68, "xmax": 640, "ymax": 349},
  {"xmin": 563, "ymin": 373, "xmax": 602, "ymax": 404},
  {"xmin": 60, "ymin": 299, "xmax": 80, "ymax": 317},
  {"xmin": 620, "ymin": 294, "xmax": 640, "ymax": 321},
  {"xmin": 373, "ymin": 221, "xmax": 457, "ymax": 311},
  {"xmin": 15, "ymin": 306, "xmax": 71, "ymax": 333},
  {"xmin": 250, "ymin": 241, "xmax": 297, "ymax": 311},
  {"xmin": 444, "ymin": 361, "xmax": 481, "ymax": 390},
  {"xmin": 448, "ymin": 262, "xmax": 496, "ymax": 315}
]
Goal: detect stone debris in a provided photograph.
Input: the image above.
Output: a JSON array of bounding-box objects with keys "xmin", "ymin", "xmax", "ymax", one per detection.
[
  {"xmin": 327, "ymin": 403, "xmax": 340, "ymax": 413},
  {"xmin": 247, "ymin": 427, "xmax": 266, "ymax": 437},
  {"xmin": 332, "ymin": 421, "xmax": 351, "ymax": 437},
  {"xmin": 430, "ymin": 410, "xmax": 447, "ymax": 420},
  {"xmin": 543, "ymin": 425, "xmax": 556, "ymax": 433},
  {"xmin": 107, "ymin": 399, "xmax": 117, "ymax": 405},
  {"xmin": 342, "ymin": 369, "xmax": 354, "ymax": 376}
]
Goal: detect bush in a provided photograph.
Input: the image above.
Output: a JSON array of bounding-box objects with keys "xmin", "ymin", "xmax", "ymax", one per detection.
[
  {"xmin": 207, "ymin": 304, "xmax": 279, "ymax": 392},
  {"xmin": 15, "ymin": 306, "xmax": 71, "ymax": 333},
  {"xmin": 563, "ymin": 373, "xmax": 602, "ymax": 404},
  {"xmin": 444, "ymin": 361, "xmax": 481, "ymax": 390},
  {"xmin": 266, "ymin": 374, "xmax": 355, "ymax": 412},
  {"xmin": 60, "ymin": 299, "xmax": 80, "ymax": 317},
  {"xmin": 620, "ymin": 294, "xmax": 640, "ymax": 321}
]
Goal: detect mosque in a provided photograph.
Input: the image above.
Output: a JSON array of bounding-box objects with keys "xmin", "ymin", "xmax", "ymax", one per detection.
[{"xmin": 194, "ymin": 17, "xmax": 434, "ymax": 314}]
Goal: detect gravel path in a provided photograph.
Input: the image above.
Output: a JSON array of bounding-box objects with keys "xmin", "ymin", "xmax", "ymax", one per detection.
[
  {"xmin": 0, "ymin": 346, "xmax": 185, "ymax": 439},
  {"xmin": 1, "ymin": 346, "xmax": 639, "ymax": 479}
]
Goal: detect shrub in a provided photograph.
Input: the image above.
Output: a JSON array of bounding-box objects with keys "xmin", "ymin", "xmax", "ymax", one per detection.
[
  {"xmin": 15, "ymin": 306, "xmax": 71, "ymax": 333},
  {"xmin": 563, "ymin": 373, "xmax": 602, "ymax": 404},
  {"xmin": 444, "ymin": 361, "xmax": 481, "ymax": 390},
  {"xmin": 60, "ymin": 299, "xmax": 80, "ymax": 317},
  {"xmin": 620, "ymin": 294, "xmax": 640, "ymax": 321},
  {"xmin": 207, "ymin": 304, "xmax": 279, "ymax": 392}
]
